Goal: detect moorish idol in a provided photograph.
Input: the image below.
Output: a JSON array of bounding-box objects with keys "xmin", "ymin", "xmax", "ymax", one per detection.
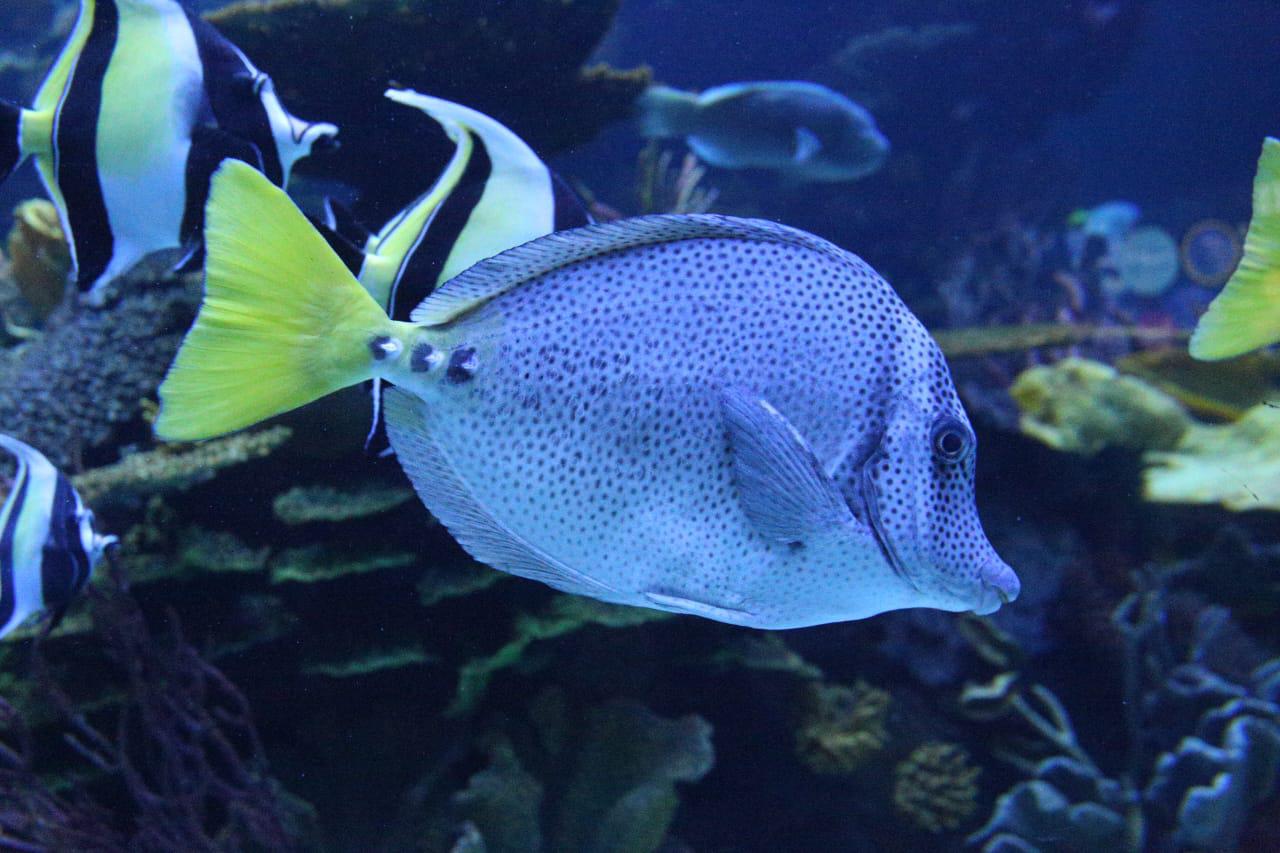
[
  {"xmin": 1, "ymin": 434, "xmax": 116, "ymax": 640},
  {"xmin": 0, "ymin": 0, "xmax": 338, "ymax": 303},
  {"xmin": 317, "ymin": 89, "xmax": 590, "ymax": 454}
]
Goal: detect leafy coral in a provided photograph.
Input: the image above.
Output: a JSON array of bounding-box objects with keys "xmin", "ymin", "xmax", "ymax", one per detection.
[{"xmin": 448, "ymin": 595, "xmax": 671, "ymax": 717}]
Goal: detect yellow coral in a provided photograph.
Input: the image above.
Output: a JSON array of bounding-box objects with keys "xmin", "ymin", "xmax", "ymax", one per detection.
[
  {"xmin": 72, "ymin": 426, "xmax": 292, "ymax": 505},
  {"xmin": 1144, "ymin": 403, "xmax": 1280, "ymax": 511},
  {"xmin": 893, "ymin": 742, "xmax": 981, "ymax": 833},
  {"xmin": 1010, "ymin": 357, "xmax": 1191, "ymax": 455},
  {"xmin": 795, "ymin": 680, "xmax": 891, "ymax": 774},
  {"xmin": 7, "ymin": 198, "xmax": 71, "ymax": 318}
]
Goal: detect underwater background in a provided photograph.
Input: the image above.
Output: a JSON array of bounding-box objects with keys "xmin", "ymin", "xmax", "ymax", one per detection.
[{"xmin": 2, "ymin": 1, "xmax": 1280, "ymax": 850}]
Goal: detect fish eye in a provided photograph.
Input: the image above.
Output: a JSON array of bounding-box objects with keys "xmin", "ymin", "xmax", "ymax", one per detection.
[{"xmin": 931, "ymin": 417, "xmax": 972, "ymax": 464}]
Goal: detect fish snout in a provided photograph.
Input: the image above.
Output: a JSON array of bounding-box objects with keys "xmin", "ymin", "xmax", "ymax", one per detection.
[{"xmin": 973, "ymin": 559, "xmax": 1020, "ymax": 615}]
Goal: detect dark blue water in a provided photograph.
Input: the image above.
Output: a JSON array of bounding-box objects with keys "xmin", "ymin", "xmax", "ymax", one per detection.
[{"xmin": 1, "ymin": 2, "xmax": 1278, "ymax": 851}]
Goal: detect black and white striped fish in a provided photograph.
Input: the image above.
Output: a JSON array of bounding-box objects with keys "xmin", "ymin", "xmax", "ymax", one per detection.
[
  {"xmin": 1, "ymin": 435, "xmax": 116, "ymax": 639},
  {"xmin": 0, "ymin": 0, "xmax": 338, "ymax": 302},
  {"xmin": 316, "ymin": 90, "xmax": 589, "ymax": 454}
]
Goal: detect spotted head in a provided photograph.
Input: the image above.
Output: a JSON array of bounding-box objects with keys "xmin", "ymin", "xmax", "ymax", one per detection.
[{"xmin": 858, "ymin": 346, "xmax": 1019, "ymax": 616}]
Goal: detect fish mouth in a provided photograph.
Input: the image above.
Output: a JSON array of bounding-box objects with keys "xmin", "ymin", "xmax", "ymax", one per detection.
[
  {"xmin": 859, "ymin": 449, "xmax": 919, "ymax": 591},
  {"xmin": 972, "ymin": 559, "xmax": 1021, "ymax": 615}
]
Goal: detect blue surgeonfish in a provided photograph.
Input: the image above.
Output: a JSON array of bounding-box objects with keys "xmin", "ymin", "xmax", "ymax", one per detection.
[
  {"xmin": 1190, "ymin": 138, "xmax": 1280, "ymax": 360},
  {"xmin": 0, "ymin": 0, "xmax": 337, "ymax": 302},
  {"xmin": 637, "ymin": 81, "xmax": 889, "ymax": 182},
  {"xmin": 152, "ymin": 160, "xmax": 1019, "ymax": 629},
  {"xmin": 315, "ymin": 89, "xmax": 590, "ymax": 454},
  {"xmin": 1, "ymin": 435, "xmax": 116, "ymax": 639}
]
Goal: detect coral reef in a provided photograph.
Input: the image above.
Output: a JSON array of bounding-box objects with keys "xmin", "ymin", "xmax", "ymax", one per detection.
[
  {"xmin": 1113, "ymin": 348, "xmax": 1280, "ymax": 422},
  {"xmin": 966, "ymin": 559, "xmax": 1280, "ymax": 852},
  {"xmin": 1143, "ymin": 404, "xmax": 1280, "ymax": 511},
  {"xmin": 269, "ymin": 543, "xmax": 417, "ymax": 584},
  {"xmin": 5, "ymin": 198, "xmax": 71, "ymax": 319},
  {"xmin": 634, "ymin": 144, "xmax": 720, "ymax": 215},
  {"xmin": 969, "ymin": 756, "xmax": 1137, "ymax": 852},
  {"xmin": 271, "ymin": 482, "xmax": 414, "ymax": 525},
  {"xmin": 0, "ymin": 271, "xmax": 201, "ymax": 470},
  {"xmin": 302, "ymin": 644, "xmax": 433, "ymax": 680},
  {"xmin": 417, "ymin": 559, "xmax": 506, "ymax": 608},
  {"xmin": 795, "ymin": 680, "xmax": 891, "ymax": 774},
  {"xmin": 73, "ymin": 426, "xmax": 293, "ymax": 506},
  {"xmin": 893, "ymin": 742, "xmax": 981, "ymax": 833},
  {"xmin": 392, "ymin": 691, "xmax": 714, "ymax": 853},
  {"xmin": 704, "ymin": 633, "xmax": 824, "ymax": 681},
  {"xmin": 1010, "ymin": 358, "xmax": 1190, "ymax": 455},
  {"xmin": 0, "ymin": 576, "xmax": 313, "ymax": 850},
  {"xmin": 448, "ymin": 595, "xmax": 671, "ymax": 717},
  {"xmin": 1011, "ymin": 357, "xmax": 1280, "ymax": 511}
]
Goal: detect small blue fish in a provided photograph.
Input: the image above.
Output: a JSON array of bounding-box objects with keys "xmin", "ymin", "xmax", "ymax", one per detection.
[
  {"xmin": 0, "ymin": 0, "xmax": 337, "ymax": 301},
  {"xmin": 314, "ymin": 89, "xmax": 590, "ymax": 454},
  {"xmin": 154, "ymin": 161, "xmax": 1019, "ymax": 629},
  {"xmin": 637, "ymin": 81, "xmax": 889, "ymax": 182},
  {"xmin": 1, "ymin": 435, "xmax": 115, "ymax": 639}
]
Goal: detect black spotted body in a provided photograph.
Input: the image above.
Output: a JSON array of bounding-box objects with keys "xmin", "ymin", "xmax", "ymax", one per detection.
[{"xmin": 381, "ymin": 215, "xmax": 1018, "ymax": 628}]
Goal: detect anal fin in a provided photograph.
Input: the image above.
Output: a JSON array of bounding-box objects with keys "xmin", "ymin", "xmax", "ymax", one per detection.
[{"xmin": 383, "ymin": 387, "xmax": 619, "ymax": 599}]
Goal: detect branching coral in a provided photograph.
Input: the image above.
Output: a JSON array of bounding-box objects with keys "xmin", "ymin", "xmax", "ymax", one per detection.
[
  {"xmin": 1, "ymin": 573, "xmax": 313, "ymax": 849},
  {"xmin": 795, "ymin": 680, "xmax": 891, "ymax": 774},
  {"xmin": 271, "ymin": 482, "xmax": 413, "ymax": 525},
  {"xmin": 635, "ymin": 144, "xmax": 720, "ymax": 215},
  {"xmin": 893, "ymin": 742, "xmax": 981, "ymax": 833},
  {"xmin": 269, "ymin": 543, "xmax": 416, "ymax": 584},
  {"xmin": 72, "ymin": 425, "xmax": 292, "ymax": 506}
]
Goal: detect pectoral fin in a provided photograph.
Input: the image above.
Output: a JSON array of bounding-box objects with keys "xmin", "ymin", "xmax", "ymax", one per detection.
[{"xmin": 720, "ymin": 385, "xmax": 855, "ymax": 544}]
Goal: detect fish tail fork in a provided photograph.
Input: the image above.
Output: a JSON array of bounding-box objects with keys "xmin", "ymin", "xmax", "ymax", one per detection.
[{"xmin": 155, "ymin": 160, "xmax": 397, "ymax": 442}]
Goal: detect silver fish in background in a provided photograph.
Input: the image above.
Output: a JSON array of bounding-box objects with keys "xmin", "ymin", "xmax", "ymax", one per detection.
[
  {"xmin": 154, "ymin": 162, "xmax": 1018, "ymax": 629},
  {"xmin": 637, "ymin": 81, "xmax": 889, "ymax": 182},
  {"xmin": 314, "ymin": 89, "xmax": 591, "ymax": 454},
  {"xmin": 1, "ymin": 435, "xmax": 116, "ymax": 639},
  {"xmin": 0, "ymin": 0, "xmax": 337, "ymax": 302}
]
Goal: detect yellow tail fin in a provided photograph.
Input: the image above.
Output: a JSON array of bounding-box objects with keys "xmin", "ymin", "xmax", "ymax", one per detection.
[
  {"xmin": 1190, "ymin": 138, "xmax": 1280, "ymax": 360},
  {"xmin": 155, "ymin": 160, "xmax": 395, "ymax": 442}
]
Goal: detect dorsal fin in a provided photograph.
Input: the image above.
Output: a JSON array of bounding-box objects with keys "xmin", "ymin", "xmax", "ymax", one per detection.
[{"xmin": 411, "ymin": 213, "xmax": 862, "ymax": 326}]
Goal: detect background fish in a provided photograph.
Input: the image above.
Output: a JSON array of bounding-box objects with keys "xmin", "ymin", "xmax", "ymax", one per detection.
[
  {"xmin": 314, "ymin": 90, "xmax": 591, "ymax": 453},
  {"xmin": 1, "ymin": 434, "xmax": 115, "ymax": 639},
  {"xmin": 154, "ymin": 161, "xmax": 1018, "ymax": 629},
  {"xmin": 637, "ymin": 81, "xmax": 889, "ymax": 182},
  {"xmin": 0, "ymin": 0, "xmax": 337, "ymax": 301}
]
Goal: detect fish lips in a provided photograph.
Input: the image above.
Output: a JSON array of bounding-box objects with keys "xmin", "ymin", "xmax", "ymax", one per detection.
[{"xmin": 972, "ymin": 559, "xmax": 1021, "ymax": 615}]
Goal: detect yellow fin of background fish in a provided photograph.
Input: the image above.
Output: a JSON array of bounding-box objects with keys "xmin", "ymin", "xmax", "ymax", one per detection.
[
  {"xmin": 155, "ymin": 161, "xmax": 395, "ymax": 442},
  {"xmin": 1189, "ymin": 137, "xmax": 1280, "ymax": 360}
]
